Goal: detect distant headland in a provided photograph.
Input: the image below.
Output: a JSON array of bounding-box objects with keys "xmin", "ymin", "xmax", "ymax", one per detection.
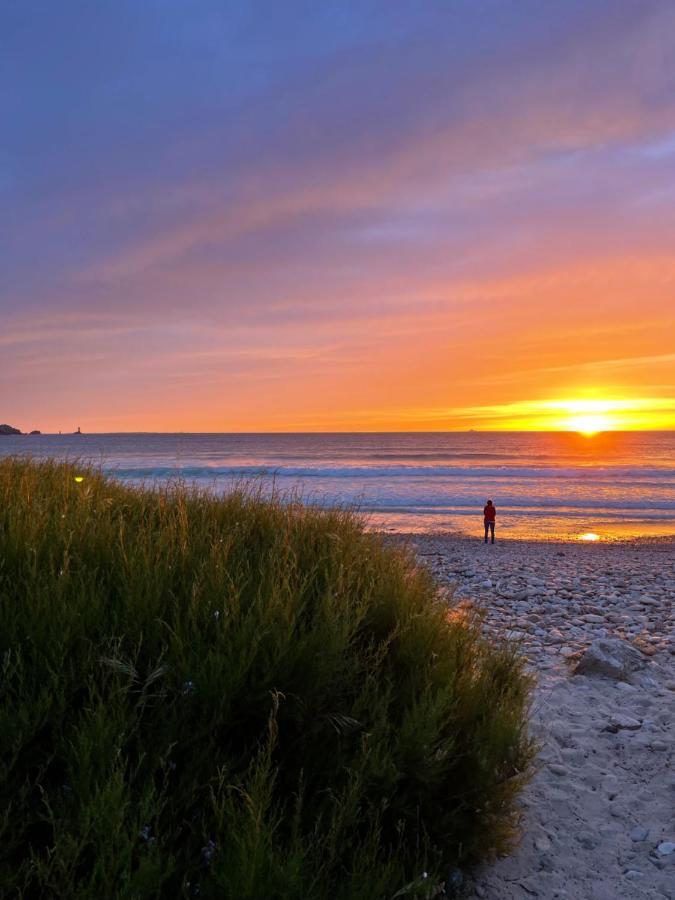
[
  {"xmin": 0, "ymin": 424, "xmax": 85, "ymax": 435},
  {"xmin": 0, "ymin": 424, "xmax": 41, "ymax": 436}
]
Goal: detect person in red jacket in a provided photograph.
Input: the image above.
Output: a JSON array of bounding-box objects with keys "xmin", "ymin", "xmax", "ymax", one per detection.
[{"xmin": 483, "ymin": 499, "xmax": 496, "ymax": 544}]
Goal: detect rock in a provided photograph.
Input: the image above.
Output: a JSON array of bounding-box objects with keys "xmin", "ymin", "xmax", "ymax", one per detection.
[
  {"xmin": 0, "ymin": 423, "xmax": 21, "ymax": 435},
  {"xmin": 29, "ymin": 429, "xmax": 41, "ymax": 435},
  {"xmin": 445, "ymin": 866, "xmax": 464, "ymax": 890},
  {"xmin": 604, "ymin": 714, "xmax": 642, "ymax": 733},
  {"xmin": 657, "ymin": 842, "xmax": 675, "ymax": 856},
  {"xmin": 576, "ymin": 830, "xmax": 599, "ymax": 849},
  {"xmin": 573, "ymin": 638, "xmax": 647, "ymax": 681},
  {"xmin": 630, "ymin": 826, "xmax": 650, "ymax": 842},
  {"xmin": 548, "ymin": 764, "xmax": 568, "ymax": 777}
]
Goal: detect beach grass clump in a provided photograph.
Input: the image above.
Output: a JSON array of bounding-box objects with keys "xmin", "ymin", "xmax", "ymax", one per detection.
[{"xmin": 0, "ymin": 457, "xmax": 534, "ymax": 899}]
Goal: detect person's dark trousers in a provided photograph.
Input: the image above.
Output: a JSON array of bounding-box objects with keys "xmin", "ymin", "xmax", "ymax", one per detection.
[{"xmin": 484, "ymin": 521, "xmax": 495, "ymax": 544}]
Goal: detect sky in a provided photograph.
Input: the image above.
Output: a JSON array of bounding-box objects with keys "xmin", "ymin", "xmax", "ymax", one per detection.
[{"xmin": 2, "ymin": 0, "xmax": 675, "ymax": 433}]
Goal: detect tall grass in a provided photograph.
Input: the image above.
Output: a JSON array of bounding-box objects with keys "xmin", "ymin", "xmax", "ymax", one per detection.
[{"xmin": 0, "ymin": 457, "xmax": 534, "ymax": 899}]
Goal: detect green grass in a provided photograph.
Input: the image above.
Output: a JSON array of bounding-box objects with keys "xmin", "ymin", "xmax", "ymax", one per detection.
[{"xmin": 0, "ymin": 457, "xmax": 534, "ymax": 899}]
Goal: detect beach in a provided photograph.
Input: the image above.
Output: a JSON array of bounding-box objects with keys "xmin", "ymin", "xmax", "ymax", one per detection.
[
  {"xmin": 391, "ymin": 534, "xmax": 675, "ymax": 899},
  {"xmin": 2, "ymin": 433, "xmax": 674, "ymax": 894},
  {"xmin": 2, "ymin": 431, "xmax": 674, "ymax": 541}
]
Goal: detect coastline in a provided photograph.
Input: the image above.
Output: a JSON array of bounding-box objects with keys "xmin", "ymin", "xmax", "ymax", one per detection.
[
  {"xmin": 3, "ymin": 431, "xmax": 674, "ymax": 544},
  {"xmin": 391, "ymin": 532, "xmax": 675, "ymax": 899},
  {"xmin": 382, "ymin": 530, "xmax": 675, "ymax": 547}
]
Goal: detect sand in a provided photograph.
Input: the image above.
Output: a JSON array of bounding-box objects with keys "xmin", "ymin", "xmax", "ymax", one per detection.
[{"xmin": 391, "ymin": 534, "xmax": 675, "ymax": 900}]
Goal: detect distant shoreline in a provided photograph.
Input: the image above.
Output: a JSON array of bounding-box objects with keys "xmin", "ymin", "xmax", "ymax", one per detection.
[
  {"xmin": 3, "ymin": 429, "xmax": 675, "ymax": 435},
  {"xmin": 381, "ymin": 530, "xmax": 675, "ymax": 548}
]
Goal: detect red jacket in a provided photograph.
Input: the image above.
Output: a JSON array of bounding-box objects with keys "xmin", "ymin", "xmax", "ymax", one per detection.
[{"xmin": 483, "ymin": 504, "xmax": 496, "ymax": 522}]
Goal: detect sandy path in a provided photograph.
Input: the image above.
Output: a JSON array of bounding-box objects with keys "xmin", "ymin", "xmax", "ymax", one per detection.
[{"xmin": 391, "ymin": 536, "xmax": 675, "ymax": 900}]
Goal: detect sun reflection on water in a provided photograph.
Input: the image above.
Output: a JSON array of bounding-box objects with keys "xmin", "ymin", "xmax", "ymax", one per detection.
[{"xmin": 578, "ymin": 532, "xmax": 600, "ymax": 542}]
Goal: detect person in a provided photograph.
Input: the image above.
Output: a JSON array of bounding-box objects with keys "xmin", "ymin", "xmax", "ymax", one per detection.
[{"xmin": 483, "ymin": 499, "xmax": 496, "ymax": 544}]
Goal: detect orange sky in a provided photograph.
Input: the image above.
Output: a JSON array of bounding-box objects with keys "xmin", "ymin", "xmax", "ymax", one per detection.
[{"xmin": 3, "ymin": 3, "xmax": 675, "ymax": 433}]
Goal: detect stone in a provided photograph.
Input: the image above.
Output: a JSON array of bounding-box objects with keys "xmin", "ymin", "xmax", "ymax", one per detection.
[
  {"xmin": 604, "ymin": 714, "xmax": 642, "ymax": 733},
  {"xmin": 657, "ymin": 842, "xmax": 675, "ymax": 856},
  {"xmin": 549, "ymin": 764, "xmax": 568, "ymax": 776},
  {"xmin": 630, "ymin": 826, "xmax": 649, "ymax": 842},
  {"xmin": 576, "ymin": 830, "xmax": 599, "ymax": 849},
  {"xmin": 573, "ymin": 638, "xmax": 647, "ymax": 681},
  {"xmin": 445, "ymin": 866, "xmax": 464, "ymax": 890}
]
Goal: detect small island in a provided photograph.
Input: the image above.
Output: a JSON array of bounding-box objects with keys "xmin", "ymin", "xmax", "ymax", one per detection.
[{"xmin": 0, "ymin": 424, "xmax": 42, "ymax": 435}]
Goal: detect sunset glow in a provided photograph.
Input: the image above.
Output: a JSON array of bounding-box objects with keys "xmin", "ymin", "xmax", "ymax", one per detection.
[
  {"xmin": 567, "ymin": 415, "xmax": 611, "ymax": 436},
  {"xmin": 558, "ymin": 401, "xmax": 619, "ymax": 435},
  {"xmin": 420, "ymin": 397, "xmax": 675, "ymax": 434},
  {"xmin": 3, "ymin": 4, "xmax": 675, "ymax": 433}
]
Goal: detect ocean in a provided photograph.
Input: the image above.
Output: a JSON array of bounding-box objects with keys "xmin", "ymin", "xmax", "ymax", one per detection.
[{"xmin": 2, "ymin": 431, "xmax": 674, "ymax": 540}]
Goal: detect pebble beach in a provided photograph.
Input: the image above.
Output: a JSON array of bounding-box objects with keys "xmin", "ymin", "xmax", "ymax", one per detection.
[{"xmin": 391, "ymin": 534, "xmax": 675, "ymax": 900}]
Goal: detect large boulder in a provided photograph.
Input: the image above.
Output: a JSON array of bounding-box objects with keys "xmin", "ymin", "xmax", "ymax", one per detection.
[
  {"xmin": 0, "ymin": 423, "xmax": 21, "ymax": 435},
  {"xmin": 574, "ymin": 638, "xmax": 647, "ymax": 681}
]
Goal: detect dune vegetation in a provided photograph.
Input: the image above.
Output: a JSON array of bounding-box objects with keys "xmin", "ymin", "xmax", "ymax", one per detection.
[{"xmin": 0, "ymin": 457, "xmax": 534, "ymax": 899}]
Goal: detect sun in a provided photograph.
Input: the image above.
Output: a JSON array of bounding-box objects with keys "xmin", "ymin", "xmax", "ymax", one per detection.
[
  {"xmin": 555, "ymin": 399, "xmax": 620, "ymax": 435},
  {"xmin": 566, "ymin": 413, "xmax": 612, "ymax": 436}
]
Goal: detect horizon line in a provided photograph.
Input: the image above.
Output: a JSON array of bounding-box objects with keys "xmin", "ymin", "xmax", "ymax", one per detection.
[{"xmin": 6, "ymin": 429, "xmax": 675, "ymax": 436}]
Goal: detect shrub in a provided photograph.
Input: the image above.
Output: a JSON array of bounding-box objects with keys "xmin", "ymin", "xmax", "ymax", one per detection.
[{"xmin": 0, "ymin": 457, "xmax": 534, "ymax": 899}]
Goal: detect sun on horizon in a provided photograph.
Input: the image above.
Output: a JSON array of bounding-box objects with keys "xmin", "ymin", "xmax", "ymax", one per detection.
[
  {"xmin": 442, "ymin": 395, "xmax": 675, "ymax": 435},
  {"xmin": 555, "ymin": 398, "xmax": 671, "ymax": 435},
  {"xmin": 559, "ymin": 400, "xmax": 620, "ymax": 436}
]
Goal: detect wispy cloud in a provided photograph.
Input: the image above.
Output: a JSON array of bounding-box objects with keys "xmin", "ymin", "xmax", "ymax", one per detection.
[{"xmin": 3, "ymin": 1, "xmax": 675, "ymax": 430}]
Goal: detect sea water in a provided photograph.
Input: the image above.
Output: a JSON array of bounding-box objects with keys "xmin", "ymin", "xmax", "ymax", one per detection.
[{"xmin": 3, "ymin": 431, "xmax": 674, "ymax": 540}]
